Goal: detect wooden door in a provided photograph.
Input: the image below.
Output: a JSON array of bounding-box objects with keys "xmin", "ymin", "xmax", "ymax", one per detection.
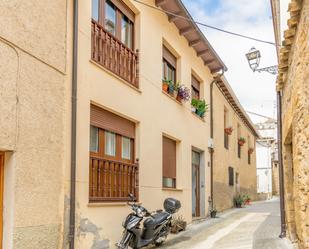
[
  {"xmin": 192, "ymin": 151, "xmax": 200, "ymax": 217},
  {"xmin": 0, "ymin": 152, "xmax": 4, "ymax": 249}
]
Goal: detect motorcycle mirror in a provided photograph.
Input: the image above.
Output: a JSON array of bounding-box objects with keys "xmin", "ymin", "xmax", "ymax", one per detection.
[{"xmin": 128, "ymin": 193, "xmax": 134, "ymax": 201}]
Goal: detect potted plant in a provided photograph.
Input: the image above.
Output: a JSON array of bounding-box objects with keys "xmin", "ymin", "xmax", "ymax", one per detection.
[
  {"xmin": 162, "ymin": 79, "xmax": 169, "ymax": 93},
  {"xmin": 173, "ymin": 82, "xmax": 180, "ymax": 98},
  {"xmin": 196, "ymin": 100, "xmax": 208, "ymax": 117},
  {"xmin": 191, "ymin": 98, "xmax": 198, "ymax": 112},
  {"xmin": 224, "ymin": 126, "xmax": 233, "ymax": 135},
  {"xmin": 248, "ymin": 148, "xmax": 254, "ymax": 154},
  {"xmin": 234, "ymin": 194, "xmax": 244, "ymax": 208},
  {"xmin": 244, "ymin": 194, "xmax": 251, "ymax": 205},
  {"xmin": 168, "ymin": 80, "xmax": 175, "ymax": 95},
  {"xmin": 210, "ymin": 206, "xmax": 217, "ymax": 218},
  {"xmin": 238, "ymin": 137, "xmax": 246, "ymax": 146},
  {"xmin": 171, "ymin": 215, "xmax": 187, "ymax": 234},
  {"xmin": 177, "ymin": 85, "xmax": 190, "ymax": 102}
]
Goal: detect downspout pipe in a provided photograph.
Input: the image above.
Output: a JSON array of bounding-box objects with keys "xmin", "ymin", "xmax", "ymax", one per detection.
[
  {"xmin": 209, "ymin": 71, "xmax": 224, "ymax": 209},
  {"xmin": 69, "ymin": 0, "xmax": 78, "ymax": 248},
  {"xmin": 277, "ymin": 90, "xmax": 286, "ymax": 238}
]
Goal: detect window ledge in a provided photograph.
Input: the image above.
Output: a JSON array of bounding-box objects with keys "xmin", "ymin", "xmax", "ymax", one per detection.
[
  {"xmin": 191, "ymin": 111, "xmax": 205, "ymax": 122},
  {"xmin": 90, "ymin": 59, "xmax": 142, "ymax": 94},
  {"xmin": 88, "ymin": 202, "xmax": 127, "ymax": 207},
  {"xmin": 162, "ymin": 188, "xmax": 183, "ymax": 192},
  {"xmin": 162, "ymin": 90, "xmax": 183, "ymax": 105}
]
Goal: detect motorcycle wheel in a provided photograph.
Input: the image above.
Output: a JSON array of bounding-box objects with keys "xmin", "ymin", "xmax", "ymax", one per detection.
[
  {"xmin": 116, "ymin": 231, "xmax": 136, "ymax": 249},
  {"xmin": 154, "ymin": 235, "xmax": 167, "ymax": 247}
]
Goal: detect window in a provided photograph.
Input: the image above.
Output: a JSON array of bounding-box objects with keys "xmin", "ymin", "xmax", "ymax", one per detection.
[
  {"xmin": 90, "ymin": 126, "xmax": 99, "ymax": 152},
  {"xmin": 191, "ymin": 75, "xmax": 200, "ymax": 100},
  {"xmin": 104, "ymin": 131, "xmax": 116, "ymax": 156},
  {"xmin": 121, "ymin": 15, "xmax": 133, "ymax": 49},
  {"xmin": 89, "ymin": 105, "xmax": 137, "ymax": 202},
  {"xmin": 237, "ymin": 124, "xmax": 241, "ymax": 158},
  {"xmin": 92, "ymin": 0, "xmax": 99, "ymax": 21},
  {"xmin": 92, "ymin": 0, "xmax": 134, "ymax": 49},
  {"xmin": 105, "ymin": 0, "xmax": 116, "ymax": 35},
  {"xmin": 224, "ymin": 108, "xmax": 229, "ymax": 149},
  {"xmin": 162, "ymin": 136, "xmax": 176, "ymax": 188},
  {"xmin": 122, "ymin": 136, "xmax": 131, "ymax": 160},
  {"xmin": 228, "ymin": 167, "xmax": 234, "ymax": 186},
  {"xmin": 162, "ymin": 46, "xmax": 177, "ymax": 83}
]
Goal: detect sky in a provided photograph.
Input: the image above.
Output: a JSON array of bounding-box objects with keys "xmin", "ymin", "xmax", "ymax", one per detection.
[{"xmin": 182, "ymin": 0, "xmax": 279, "ymax": 123}]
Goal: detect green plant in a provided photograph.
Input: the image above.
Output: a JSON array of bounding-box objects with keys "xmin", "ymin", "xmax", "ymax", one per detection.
[
  {"xmin": 239, "ymin": 137, "xmax": 246, "ymax": 143},
  {"xmin": 234, "ymin": 194, "xmax": 244, "ymax": 208},
  {"xmin": 191, "ymin": 99, "xmax": 209, "ymax": 117},
  {"xmin": 209, "ymin": 206, "xmax": 217, "ymax": 218}
]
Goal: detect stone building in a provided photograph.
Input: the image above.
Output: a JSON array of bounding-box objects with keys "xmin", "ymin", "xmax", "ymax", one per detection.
[
  {"xmin": 212, "ymin": 77, "xmax": 258, "ymax": 211},
  {"xmin": 0, "ymin": 0, "xmax": 258, "ymax": 248},
  {"xmin": 271, "ymin": 0, "xmax": 309, "ymax": 248}
]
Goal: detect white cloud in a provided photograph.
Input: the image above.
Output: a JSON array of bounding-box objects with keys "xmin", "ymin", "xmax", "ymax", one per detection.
[{"xmin": 183, "ymin": 0, "xmax": 278, "ymax": 121}]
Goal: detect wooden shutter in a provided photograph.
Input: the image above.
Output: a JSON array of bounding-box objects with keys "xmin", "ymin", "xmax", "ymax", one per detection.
[
  {"xmin": 162, "ymin": 136, "xmax": 176, "ymax": 179},
  {"xmin": 90, "ymin": 104, "xmax": 135, "ymax": 138},
  {"xmin": 191, "ymin": 75, "xmax": 200, "ymax": 90},
  {"xmin": 228, "ymin": 167, "xmax": 234, "ymax": 186},
  {"xmin": 163, "ymin": 46, "xmax": 176, "ymax": 68}
]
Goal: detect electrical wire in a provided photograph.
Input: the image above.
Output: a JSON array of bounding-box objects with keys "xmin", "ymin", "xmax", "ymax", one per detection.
[{"xmin": 132, "ymin": 0, "xmax": 279, "ymax": 47}]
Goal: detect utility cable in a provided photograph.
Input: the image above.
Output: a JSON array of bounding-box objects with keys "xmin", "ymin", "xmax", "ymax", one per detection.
[{"xmin": 132, "ymin": 0, "xmax": 279, "ymax": 47}]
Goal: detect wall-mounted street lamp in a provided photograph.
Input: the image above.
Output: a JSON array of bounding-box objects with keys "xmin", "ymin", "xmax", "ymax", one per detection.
[
  {"xmin": 246, "ymin": 47, "xmax": 278, "ymax": 75},
  {"xmin": 245, "ymin": 47, "xmax": 286, "ymax": 238}
]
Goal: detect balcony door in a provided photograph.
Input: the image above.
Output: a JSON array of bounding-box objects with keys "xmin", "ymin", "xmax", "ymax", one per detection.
[
  {"xmin": 192, "ymin": 150, "xmax": 200, "ymax": 217},
  {"xmin": 0, "ymin": 152, "xmax": 4, "ymax": 249}
]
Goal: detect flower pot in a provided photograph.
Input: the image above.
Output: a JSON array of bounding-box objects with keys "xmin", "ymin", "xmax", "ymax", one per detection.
[
  {"xmin": 191, "ymin": 107, "xmax": 196, "ymax": 112},
  {"xmin": 196, "ymin": 109, "xmax": 205, "ymax": 117},
  {"xmin": 238, "ymin": 141, "xmax": 245, "ymax": 146},
  {"xmin": 176, "ymin": 95, "xmax": 182, "ymax": 102},
  {"xmin": 162, "ymin": 84, "xmax": 169, "ymax": 93},
  {"xmin": 210, "ymin": 211, "xmax": 217, "ymax": 218},
  {"xmin": 173, "ymin": 90, "xmax": 178, "ymax": 98},
  {"xmin": 235, "ymin": 203, "xmax": 242, "ymax": 208}
]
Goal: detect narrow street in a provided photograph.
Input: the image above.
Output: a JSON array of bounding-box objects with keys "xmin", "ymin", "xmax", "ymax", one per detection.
[{"xmin": 160, "ymin": 198, "xmax": 293, "ymax": 249}]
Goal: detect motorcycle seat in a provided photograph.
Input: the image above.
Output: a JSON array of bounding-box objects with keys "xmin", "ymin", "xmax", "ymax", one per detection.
[{"xmin": 147, "ymin": 212, "xmax": 170, "ymax": 225}]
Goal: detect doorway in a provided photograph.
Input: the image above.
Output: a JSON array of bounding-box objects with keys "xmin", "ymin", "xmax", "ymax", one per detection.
[
  {"xmin": 192, "ymin": 150, "xmax": 200, "ymax": 217},
  {"xmin": 0, "ymin": 152, "xmax": 4, "ymax": 249}
]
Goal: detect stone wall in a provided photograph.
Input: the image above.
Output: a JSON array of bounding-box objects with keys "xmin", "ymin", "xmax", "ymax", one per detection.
[
  {"xmin": 213, "ymin": 82, "xmax": 258, "ymax": 212},
  {"xmin": 272, "ymin": 162, "xmax": 280, "ymax": 195},
  {"xmin": 281, "ymin": 0, "xmax": 309, "ymax": 248}
]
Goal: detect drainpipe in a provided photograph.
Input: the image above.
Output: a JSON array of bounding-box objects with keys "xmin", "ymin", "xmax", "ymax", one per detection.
[
  {"xmin": 277, "ymin": 90, "xmax": 286, "ymax": 238},
  {"xmin": 209, "ymin": 71, "xmax": 224, "ymax": 209},
  {"xmin": 69, "ymin": 0, "xmax": 78, "ymax": 248}
]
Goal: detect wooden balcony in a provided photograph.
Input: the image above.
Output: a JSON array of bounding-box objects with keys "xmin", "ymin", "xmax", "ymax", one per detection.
[
  {"xmin": 89, "ymin": 156, "xmax": 139, "ymax": 202},
  {"xmin": 91, "ymin": 20, "xmax": 139, "ymax": 88}
]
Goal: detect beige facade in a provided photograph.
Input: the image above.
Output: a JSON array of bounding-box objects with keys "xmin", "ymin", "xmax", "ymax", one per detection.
[
  {"xmin": 0, "ymin": 0, "xmax": 259, "ymax": 248},
  {"xmin": 272, "ymin": 0, "xmax": 309, "ymax": 248},
  {"xmin": 212, "ymin": 78, "xmax": 258, "ymax": 211},
  {"xmin": 0, "ymin": 0, "xmax": 69, "ymax": 248}
]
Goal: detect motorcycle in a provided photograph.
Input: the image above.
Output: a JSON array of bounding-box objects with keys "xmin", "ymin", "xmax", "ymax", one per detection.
[{"xmin": 116, "ymin": 194, "xmax": 181, "ymax": 249}]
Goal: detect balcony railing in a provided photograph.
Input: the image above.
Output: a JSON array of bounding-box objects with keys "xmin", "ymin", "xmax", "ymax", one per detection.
[
  {"xmin": 91, "ymin": 20, "xmax": 139, "ymax": 88},
  {"xmin": 89, "ymin": 156, "xmax": 139, "ymax": 202}
]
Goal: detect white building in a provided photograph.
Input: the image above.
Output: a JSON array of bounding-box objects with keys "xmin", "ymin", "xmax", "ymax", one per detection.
[{"xmin": 255, "ymin": 118, "xmax": 277, "ymax": 197}]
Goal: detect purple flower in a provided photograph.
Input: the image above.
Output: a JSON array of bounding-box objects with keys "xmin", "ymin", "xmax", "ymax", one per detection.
[{"xmin": 177, "ymin": 85, "xmax": 190, "ymax": 102}]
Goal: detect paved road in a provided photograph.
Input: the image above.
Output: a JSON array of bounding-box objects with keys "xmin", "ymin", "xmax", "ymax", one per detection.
[{"xmin": 159, "ymin": 198, "xmax": 293, "ymax": 249}]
